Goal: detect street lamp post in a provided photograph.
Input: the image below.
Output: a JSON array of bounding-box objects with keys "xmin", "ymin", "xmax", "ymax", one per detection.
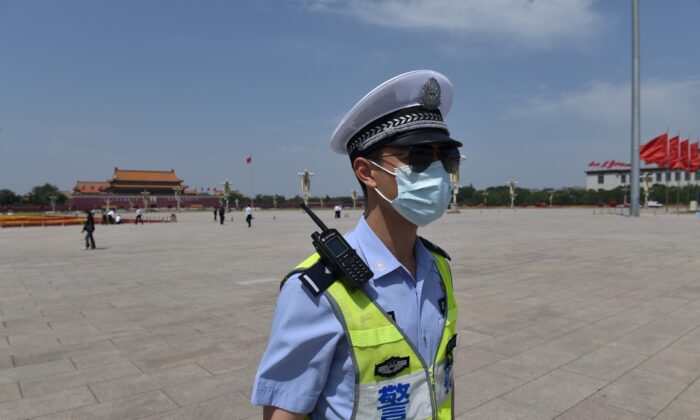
[
  {"xmin": 351, "ymin": 190, "xmax": 357, "ymax": 209},
  {"xmin": 448, "ymin": 155, "xmax": 466, "ymax": 213},
  {"xmin": 507, "ymin": 180, "xmax": 518, "ymax": 209},
  {"xmin": 49, "ymin": 195, "xmax": 57, "ymax": 213},
  {"xmin": 141, "ymin": 191, "xmax": 150, "ymax": 212},
  {"xmin": 298, "ymin": 170, "xmax": 314, "ymax": 206},
  {"xmin": 642, "ymin": 172, "xmax": 651, "ymax": 208},
  {"xmin": 220, "ymin": 180, "xmax": 231, "ymax": 211},
  {"xmin": 174, "ymin": 187, "xmax": 183, "ymax": 212}
]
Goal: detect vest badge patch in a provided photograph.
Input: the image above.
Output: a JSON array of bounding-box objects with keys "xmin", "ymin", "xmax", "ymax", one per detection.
[
  {"xmin": 375, "ymin": 356, "xmax": 410, "ymax": 378},
  {"xmin": 446, "ymin": 334, "xmax": 457, "ymax": 367}
]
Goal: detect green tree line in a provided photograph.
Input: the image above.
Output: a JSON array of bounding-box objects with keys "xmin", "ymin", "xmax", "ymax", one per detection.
[
  {"xmin": 456, "ymin": 184, "xmax": 700, "ymax": 207},
  {"xmin": 3, "ymin": 183, "xmax": 699, "ymax": 208},
  {"xmin": 0, "ymin": 184, "xmax": 67, "ymax": 206}
]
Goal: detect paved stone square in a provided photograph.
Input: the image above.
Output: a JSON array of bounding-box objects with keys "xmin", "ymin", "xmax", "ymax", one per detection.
[{"xmin": 1, "ymin": 208, "xmax": 699, "ymax": 419}]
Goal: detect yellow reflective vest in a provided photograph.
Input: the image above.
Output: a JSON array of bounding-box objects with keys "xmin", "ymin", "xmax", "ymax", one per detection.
[{"xmin": 293, "ymin": 249, "xmax": 457, "ymax": 420}]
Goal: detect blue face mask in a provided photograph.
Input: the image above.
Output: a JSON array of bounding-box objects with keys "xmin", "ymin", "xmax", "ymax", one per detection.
[{"xmin": 371, "ymin": 160, "xmax": 453, "ymax": 226}]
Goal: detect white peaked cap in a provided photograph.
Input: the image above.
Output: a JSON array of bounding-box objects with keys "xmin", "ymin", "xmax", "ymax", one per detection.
[{"xmin": 330, "ymin": 70, "xmax": 459, "ymax": 156}]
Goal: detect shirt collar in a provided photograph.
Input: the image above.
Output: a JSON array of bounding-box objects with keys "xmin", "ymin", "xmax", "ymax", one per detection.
[{"xmin": 345, "ymin": 216, "xmax": 437, "ymax": 281}]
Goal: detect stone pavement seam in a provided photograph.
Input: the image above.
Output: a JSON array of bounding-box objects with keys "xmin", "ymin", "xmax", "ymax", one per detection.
[
  {"xmin": 463, "ymin": 368, "xmax": 606, "ymax": 418},
  {"xmin": 553, "ymin": 398, "xmax": 652, "ymax": 419},
  {"xmin": 559, "ymin": 348, "xmax": 650, "ymax": 383},
  {"xmin": 614, "ymin": 323, "xmax": 700, "ymax": 358},
  {"xmin": 469, "ymin": 304, "xmax": 694, "ymax": 414},
  {"xmin": 161, "ymin": 386, "xmax": 181, "ymax": 411},
  {"xmin": 160, "ymin": 387, "xmax": 183, "ymax": 408},
  {"xmin": 651, "ymin": 362, "xmax": 700, "ymax": 418},
  {"xmin": 473, "ymin": 286, "xmax": 679, "ymax": 362}
]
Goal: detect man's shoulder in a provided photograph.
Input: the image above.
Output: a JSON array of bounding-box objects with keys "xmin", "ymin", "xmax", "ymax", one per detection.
[
  {"xmin": 276, "ymin": 268, "xmax": 338, "ymax": 322},
  {"xmin": 419, "ymin": 236, "xmax": 451, "ymax": 261}
]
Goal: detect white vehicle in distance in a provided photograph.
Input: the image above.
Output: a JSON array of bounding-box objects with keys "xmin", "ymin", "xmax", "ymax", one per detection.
[{"xmin": 647, "ymin": 200, "xmax": 663, "ymax": 208}]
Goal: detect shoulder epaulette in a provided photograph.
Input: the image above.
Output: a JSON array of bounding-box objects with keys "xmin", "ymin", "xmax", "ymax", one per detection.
[
  {"xmin": 280, "ymin": 261, "xmax": 336, "ymax": 297},
  {"xmin": 280, "ymin": 269, "xmax": 304, "ymax": 290},
  {"xmin": 419, "ymin": 236, "xmax": 451, "ymax": 261}
]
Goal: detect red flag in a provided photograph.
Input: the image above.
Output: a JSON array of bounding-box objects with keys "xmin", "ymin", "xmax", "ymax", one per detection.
[
  {"xmin": 640, "ymin": 133, "xmax": 668, "ymax": 157},
  {"xmin": 640, "ymin": 134, "xmax": 667, "ymax": 160},
  {"xmin": 246, "ymin": 155, "xmax": 252, "ymax": 165},
  {"xmin": 667, "ymin": 136, "xmax": 680, "ymax": 168},
  {"xmin": 671, "ymin": 139, "xmax": 688, "ymax": 170},
  {"xmin": 680, "ymin": 139, "xmax": 690, "ymax": 170},
  {"xmin": 690, "ymin": 142, "xmax": 700, "ymax": 172},
  {"xmin": 644, "ymin": 147, "xmax": 668, "ymax": 166}
]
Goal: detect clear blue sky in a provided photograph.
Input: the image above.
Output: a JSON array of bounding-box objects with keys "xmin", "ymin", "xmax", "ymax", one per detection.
[{"xmin": 1, "ymin": 0, "xmax": 699, "ymax": 197}]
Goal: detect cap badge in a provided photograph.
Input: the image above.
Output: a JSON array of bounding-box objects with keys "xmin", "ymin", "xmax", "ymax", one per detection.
[{"xmin": 418, "ymin": 77, "xmax": 441, "ymax": 110}]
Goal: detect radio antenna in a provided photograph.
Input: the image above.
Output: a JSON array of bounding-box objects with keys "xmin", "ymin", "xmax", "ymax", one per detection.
[{"xmin": 300, "ymin": 202, "xmax": 329, "ymax": 232}]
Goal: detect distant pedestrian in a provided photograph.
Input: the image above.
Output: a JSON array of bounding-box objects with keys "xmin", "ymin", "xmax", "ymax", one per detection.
[
  {"xmin": 82, "ymin": 210, "xmax": 96, "ymax": 250},
  {"xmin": 107, "ymin": 209, "xmax": 115, "ymax": 225},
  {"xmin": 101, "ymin": 209, "xmax": 107, "ymax": 225},
  {"xmin": 114, "ymin": 214, "xmax": 122, "ymax": 224},
  {"xmin": 135, "ymin": 207, "xmax": 144, "ymax": 224},
  {"xmin": 334, "ymin": 204, "xmax": 342, "ymax": 219},
  {"xmin": 245, "ymin": 205, "xmax": 253, "ymax": 228},
  {"xmin": 213, "ymin": 207, "xmax": 218, "ymax": 222},
  {"xmin": 219, "ymin": 206, "xmax": 226, "ymax": 225}
]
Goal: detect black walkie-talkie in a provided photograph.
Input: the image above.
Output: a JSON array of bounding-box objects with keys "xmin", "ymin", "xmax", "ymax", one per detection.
[{"xmin": 300, "ymin": 203, "xmax": 373, "ymax": 289}]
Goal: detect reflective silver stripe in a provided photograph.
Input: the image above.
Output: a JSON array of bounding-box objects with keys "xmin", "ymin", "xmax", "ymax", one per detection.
[
  {"xmin": 323, "ymin": 291, "xmax": 361, "ymax": 419},
  {"xmin": 432, "ymin": 361, "xmax": 453, "ymax": 406},
  {"xmin": 354, "ymin": 370, "xmax": 433, "ymax": 420},
  {"xmin": 301, "ymin": 273, "xmax": 320, "ymax": 293}
]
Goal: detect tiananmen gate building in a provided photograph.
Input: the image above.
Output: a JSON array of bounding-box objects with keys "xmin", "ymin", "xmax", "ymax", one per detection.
[
  {"xmin": 108, "ymin": 168, "xmax": 186, "ymax": 195},
  {"xmin": 68, "ymin": 167, "xmax": 221, "ymax": 211}
]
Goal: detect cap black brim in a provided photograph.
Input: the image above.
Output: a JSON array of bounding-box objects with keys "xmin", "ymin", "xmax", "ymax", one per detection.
[{"xmin": 387, "ymin": 129, "xmax": 463, "ymax": 149}]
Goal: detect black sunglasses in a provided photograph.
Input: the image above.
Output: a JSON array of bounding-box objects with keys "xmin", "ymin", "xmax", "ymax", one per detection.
[{"xmin": 379, "ymin": 145, "xmax": 461, "ymax": 174}]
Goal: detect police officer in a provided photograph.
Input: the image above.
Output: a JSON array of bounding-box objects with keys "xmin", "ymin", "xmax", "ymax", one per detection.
[{"xmin": 252, "ymin": 70, "xmax": 462, "ymax": 419}]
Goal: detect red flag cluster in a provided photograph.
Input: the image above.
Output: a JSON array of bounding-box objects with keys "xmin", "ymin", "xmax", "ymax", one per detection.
[
  {"xmin": 588, "ymin": 160, "xmax": 631, "ymax": 169},
  {"xmin": 640, "ymin": 133, "xmax": 700, "ymax": 172}
]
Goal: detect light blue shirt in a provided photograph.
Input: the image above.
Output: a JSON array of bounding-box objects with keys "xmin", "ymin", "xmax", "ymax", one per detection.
[{"xmin": 251, "ymin": 217, "xmax": 447, "ymax": 419}]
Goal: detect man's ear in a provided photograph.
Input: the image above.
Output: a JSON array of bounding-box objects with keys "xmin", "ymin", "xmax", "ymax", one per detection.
[{"xmin": 353, "ymin": 157, "xmax": 376, "ymax": 190}]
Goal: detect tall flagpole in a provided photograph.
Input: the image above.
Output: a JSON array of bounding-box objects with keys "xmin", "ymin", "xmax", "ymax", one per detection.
[
  {"xmin": 249, "ymin": 155, "xmax": 254, "ymax": 207},
  {"xmin": 665, "ymin": 131, "xmax": 670, "ymax": 209},
  {"xmin": 687, "ymin": 136, "xmax": 692, "ymax": 205},
  {"xmin": 676, "ymin": 136, "xmax": 681, "ymax": 212},
  {"xmin": 630, "ymin": 0, "xmax": 641, "ymax": 217}
]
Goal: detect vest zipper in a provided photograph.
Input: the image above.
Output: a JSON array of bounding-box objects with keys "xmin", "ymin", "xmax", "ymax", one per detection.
[
  {"xmin": 373, "ymin": 303, "xmax": 438, "ymax": 419},
  {"xmin": 430, "ymin": 258, "xmax": 448, "ymax": 418},
  {"xmin": 430, "ymin": 300, "xmax": 447, "ymax": 418}
]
